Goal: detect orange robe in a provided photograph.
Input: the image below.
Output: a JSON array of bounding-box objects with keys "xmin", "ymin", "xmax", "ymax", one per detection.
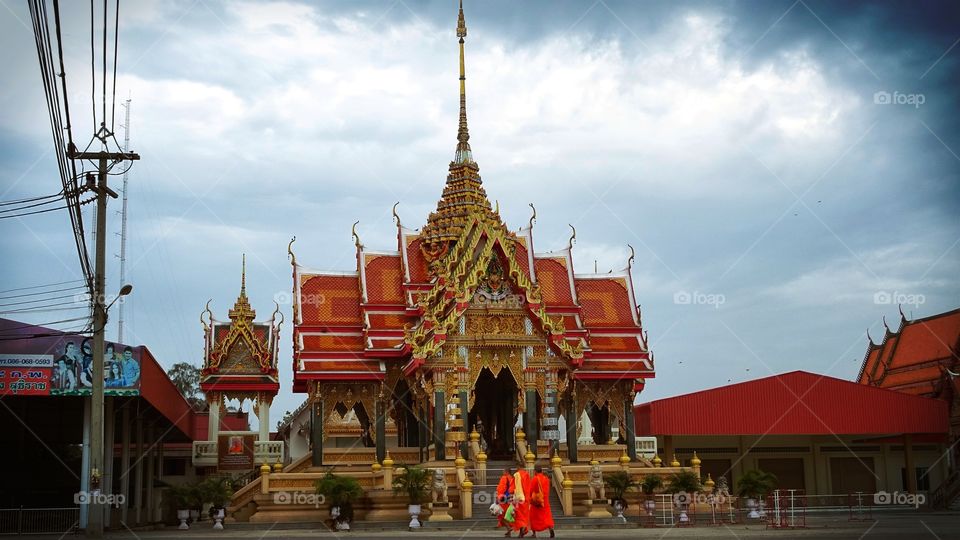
[
  {"xmin": 529, "ymin": 474, "xmax": 555, "ymax": 532},
  {"xmin": 512, "ymin": 470, "xmax": 531, "ymax": 531},
  {"xmin": 495, "ymin": 473, "xmax": 514, "ymax": 528}
]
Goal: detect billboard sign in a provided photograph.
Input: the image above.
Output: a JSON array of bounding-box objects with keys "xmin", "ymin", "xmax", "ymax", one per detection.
[{"xmin": 0, "ymin": 320, "xmax": 140, "ymax": 397}]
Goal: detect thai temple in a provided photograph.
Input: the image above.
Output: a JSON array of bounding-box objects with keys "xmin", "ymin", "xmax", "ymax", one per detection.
[
  {"xmin": 288, "ymin": 0, "xmax": 653, "ymax": 467},
  {"xmin": 221, "ymin": 2, "xmax": 683, "ymax": 522}
]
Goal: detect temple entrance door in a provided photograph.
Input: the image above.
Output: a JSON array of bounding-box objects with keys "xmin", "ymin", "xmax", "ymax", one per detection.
[{"xmin": 468, "ymin": 367, "xmax": 519, "ymax": 460}]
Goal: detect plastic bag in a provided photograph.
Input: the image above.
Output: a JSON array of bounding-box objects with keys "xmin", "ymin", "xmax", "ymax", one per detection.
[{"xmin": 504, "ymin": 504, "xmax": 516, "ymax": 524}]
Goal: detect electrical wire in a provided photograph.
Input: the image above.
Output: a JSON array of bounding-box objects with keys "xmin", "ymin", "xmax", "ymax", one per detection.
[
  {"xmin": 0, "ymin": 294, "xmax": 86, "ymax": 309},
  {"xmin": 0, "ymin": 196, "xmax": 65, "ymax": 214},
  {"xmin": 110, "ymin": 0, "xmax": 120, "ymax": 134},
  {"xmin": 0, "ymin": 316, "xmax": 91, "ymax": 333},
  {"xmin": 0, "ymin": 285, "xmax": 86, "ymax": 301},
  {"xmin": 0, "ymin": 280, "xmax": 85, "ymax": 295},
  {"xmin": 0, "ymin": 191, "xmax": 64, "ymax": 207}
]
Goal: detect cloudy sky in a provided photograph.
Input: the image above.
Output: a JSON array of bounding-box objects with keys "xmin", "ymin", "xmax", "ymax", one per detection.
[{"xmin": 2, "ymin": 0, "xmax": 958, "ymax": 430}]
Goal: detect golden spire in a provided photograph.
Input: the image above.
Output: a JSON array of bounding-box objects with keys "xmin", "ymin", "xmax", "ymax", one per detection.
[
  {"xmin": 229, "ymin": 254, "xmax": 255, "ymax": 321},
  {"xmin": 454, "ymin": 0, "xmax": 473, "ymax": 164},
  {"xmin": 240, "ymin": 253, "xmax": 247, "ymax": 296}
]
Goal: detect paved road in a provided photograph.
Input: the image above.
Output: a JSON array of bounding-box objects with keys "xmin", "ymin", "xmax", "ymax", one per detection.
[{"xmin": 32, "ymin": 512, "xmax": 960, "ymax": 539}]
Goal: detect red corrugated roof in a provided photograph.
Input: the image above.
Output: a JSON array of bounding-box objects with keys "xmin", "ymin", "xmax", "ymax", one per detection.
[{"xmin": 634, "ymin": 370, "xmax": 948, "ymax": 436}]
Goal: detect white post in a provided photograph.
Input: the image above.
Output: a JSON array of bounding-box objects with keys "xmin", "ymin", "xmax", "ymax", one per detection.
[
  {"xmin": 145, "ymin": 424, "xmax": 155, "ymax": 524},
  {"xmin": 258, "ymin": 398, "xmax": 270, "ymax": 442},
  {"xmin": 80, "ymin": 397, "xmax": 91, "ymax": 529},
  {"xmin": 103, "ymin": 397, "xmax": 115, "ymax": 528},
  {"xmin": 208, "ymin": 392, "xmax": 220, "ymax": 442},
  {"xmin": 134, "ymin": 416, "xmax": 143, "ymax": 525},
  {"xmin": 120, "ymin": 406, "xmax": 130, "ymax": 525}
]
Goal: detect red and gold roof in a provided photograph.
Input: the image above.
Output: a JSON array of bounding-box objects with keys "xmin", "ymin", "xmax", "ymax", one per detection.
[
  {"xmin": 857, "ymin": 307, "xmax": 960, "ymax": 397},
  {"xmin": 289, "ymin": 2, "xmax": 653, "ymax": 392},
  {"xmin": 200, "ymin": 256, "xmax": 282, "ymax": 394}
]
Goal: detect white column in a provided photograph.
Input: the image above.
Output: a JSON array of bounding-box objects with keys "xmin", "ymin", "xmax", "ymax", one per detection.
[
  {"xmin": 119, "ymin": 405, "xmax": 130, "ymax": 525},
  {"xmin": 102, "ymin": 397, "xmax": 115, "ymax": 528},
  {"xmin": 80, "ymin": 397, "xmax": 92, "ymax": 529},
  {"xmin": 145, "ymin": 424, "xmax": 155, "ymax": 523},
  {"xmin": 208, "ymin": 392, "xmax": 220, "ymax": 441},
  {"xmin": 258, "ymin": 397, "xmax": 271, "ymax": 442},
  {"xmin": 133, "ymin": 416, "xmax": 143, "ymax": 525}
]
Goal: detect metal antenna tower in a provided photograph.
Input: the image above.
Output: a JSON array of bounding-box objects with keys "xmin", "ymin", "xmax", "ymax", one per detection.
[{"xmin": 116, "ymin": 97, "xmax": 132, "ymax": 343}]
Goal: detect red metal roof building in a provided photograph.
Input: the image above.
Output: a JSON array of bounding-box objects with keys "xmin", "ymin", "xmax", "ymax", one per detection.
[{"xmin": 634, "ymin": 371, "xmax": 950, "ymax": 498}]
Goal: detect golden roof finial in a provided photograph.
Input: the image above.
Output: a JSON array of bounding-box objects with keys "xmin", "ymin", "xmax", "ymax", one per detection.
[
  {"xmin": 453, "ymin": 0, "xmax": 473, "ymax": 164},
  {"xmin": 392, "ymin": 201, "xmax": 401, "ymax": 227},
  {"xmin": 352, "ymin": 220, "xmax": 364, "ymax": 250},
  {"xmin": 287, "ymin": 236, "xmax": 297, "ymax": 267}
]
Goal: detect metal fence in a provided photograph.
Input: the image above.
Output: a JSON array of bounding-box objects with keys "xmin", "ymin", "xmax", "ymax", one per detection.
[{"xmin": 0, "ymin": 507, "xmax": 79, "ymax": 535}]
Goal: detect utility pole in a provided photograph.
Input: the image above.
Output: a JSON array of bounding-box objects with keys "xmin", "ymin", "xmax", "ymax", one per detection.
[
  {"xmin": 116, "ymin": 98, "xmax": 131, "ymax": 344},
  {"xmin": 70, "ymin": 141, "xmax": 139, "ymax": 537}
]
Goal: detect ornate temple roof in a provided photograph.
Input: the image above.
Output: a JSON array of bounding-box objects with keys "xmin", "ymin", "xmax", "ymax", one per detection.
[
  {"xmin": 857, "ymin": 307, "xmax": 960, "ymax": 397},
  {"xmin": 201, "ymin": 255, "xmax": 282, "ymax": 394},
  {"xmin": 289, "ymin": 2, "xmax": 653, "ymax": 392}
]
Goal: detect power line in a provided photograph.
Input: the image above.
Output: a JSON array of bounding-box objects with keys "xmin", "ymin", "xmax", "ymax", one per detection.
[
  {"xmin": 110, "ymin": 0, "xmax": 120, "ymax": 134},
  {"xmin": 0, "ymin": 293, "xmax": 85, "ymax": 308},
  {"xmin": 0, "ymin": 316, "xmax": 91, "ymax": 334},
  {"xmin": 0, "ymin": 191, "xmax": 64, "ymax": 207},
  {"xmin": 0, "ymin": 196, "xmax": 65, "ymax": 214},
  {"xmin": 0, "ymin": 280, "xmax": 85, "ymax": 295},
  {"xmin": 0, "ymin": 285, "xmax": 86, "ymax": 301}
]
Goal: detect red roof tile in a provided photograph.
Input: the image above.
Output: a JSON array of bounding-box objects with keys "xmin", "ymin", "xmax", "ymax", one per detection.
[
  {"xmin": 534, "ymin": 257, "xmax": 575, "ymax": 306},
  {"xmin": 300, "ymin": 274, "xmax": 362, "ymax": 326},
  {"xmin": 576, "ymin": 277, "xmax": 636, "ymax": 328}
]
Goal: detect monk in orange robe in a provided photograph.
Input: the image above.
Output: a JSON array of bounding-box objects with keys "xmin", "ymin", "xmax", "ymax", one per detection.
[
  {"xmin": 495, "ymin": 467, "xmax": 515, "ymax": 532},
  {"xmin": 529, "ymin": 465, "xmax": 555, "ymax": 538},
  {"xmin": 511, "ymin": 467, "xmax": 532, "ymax": 537}
]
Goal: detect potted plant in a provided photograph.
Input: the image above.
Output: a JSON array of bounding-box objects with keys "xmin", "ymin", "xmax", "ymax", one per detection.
[
  {"xmin": 200, "ymin": 477, "xmax": 234, "ymax": 529},
  {"xmin": 165, "ymin": 483, "xmax": 194, "ymax": 530},
  {"xmin": 735, "ymin": 469, "xmax": 777, "ymax": 519},
  {"xmin": 666, "ymin": 470, "xmax": 701, "ymax": 523},
  {"xmin": 392, "ymin": 464, "xmax": 431, "ymax": 530},
  {"xmin": 640, "ymin": 474, "xmax": 664, "ymax": 516},
  {"xmin": 315, "ymin": 472, "xmax": 363, "ymax": 530},
  {"xmin": 165, "ymin": 481, "xmax": 202, "ymax": 529},
  {"xmin": 604, "ymin": 470, "xmax": 637, "ymax": 522}
]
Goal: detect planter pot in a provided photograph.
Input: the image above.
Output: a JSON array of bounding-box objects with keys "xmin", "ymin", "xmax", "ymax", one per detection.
[
  {"xmin": 176, "ymin": 509, "xmax": 190, "ymax": 530},
  {"xmin": 644, "ymin": 499, "xmax": 657, "ymax": 516},
  {"xmin": 408, "ymin": 504, "xmax": 422, "ymax": 530},
  {"xmin": 330, "ymin": 506, "xmax": 350, "ymax": 530},
  {"xmin": 675, "ymin": 503, "xmax": 690, "ymax": 523},
  {"xmin": 189, "ymin": 509, "xmax": 200, "ymax": 523},
  {"xmin": 212, "ymin": 507, "xmax": 225, "ymax": 530},
  {"xmin": 611, "ymin": 499, "xmax": 627, "ymax": 522},
  {"xmin": 744, "ymin": 498, "xmax": 760, "ymax": 519}
]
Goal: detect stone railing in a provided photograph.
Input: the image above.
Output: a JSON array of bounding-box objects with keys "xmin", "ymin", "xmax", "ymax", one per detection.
[
  {"xmin": 255, "ymin": 440, "xmax": 284, "ymax": 464},
  {"xmin": 192, "ymin": 441, "xmax": 218, "ymax": 467},
  {"xmin": 190, "ymin": 439, "xmax": 284, "ymax": 468}
]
